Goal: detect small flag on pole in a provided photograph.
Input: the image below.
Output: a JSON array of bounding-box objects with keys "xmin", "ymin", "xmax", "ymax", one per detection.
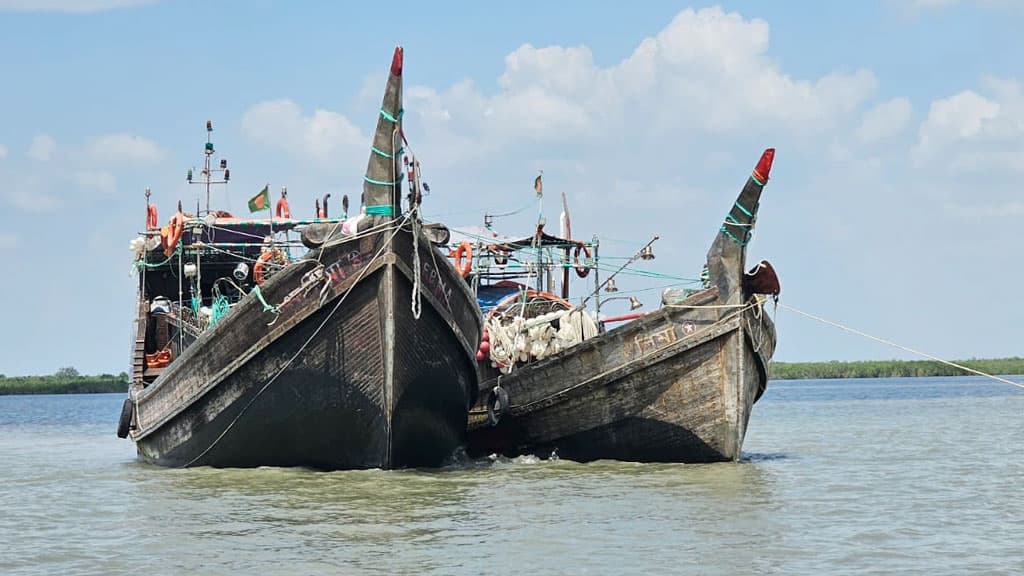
[
  {"xmin": 534, "ymin": 174, "xmax": 543, "ymax": 198},
  {"xmin": 248, "ymin": 184, "xmax": 270, "ymax": 212}
]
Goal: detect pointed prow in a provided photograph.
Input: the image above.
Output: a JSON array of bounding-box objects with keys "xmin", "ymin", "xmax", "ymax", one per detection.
[
  {"xmin": 391, "ymin": 46, "xmax": 404, "ymax": 77},
  {"xmin": 752, "ymin": 148, "xmax": 774, "ymax": 185},
  {"xmin": 705, "ymin": 148, "xmax": 776, "ymax": 305}
]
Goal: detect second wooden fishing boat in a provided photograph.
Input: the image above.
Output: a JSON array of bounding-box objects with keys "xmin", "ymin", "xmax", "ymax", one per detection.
[{"xmin": 464, "ymin": 149, "xmax": 780, "ymax": 463}]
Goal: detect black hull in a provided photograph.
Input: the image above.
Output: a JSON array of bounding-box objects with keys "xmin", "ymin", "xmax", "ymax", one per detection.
[
  {"xmin": 467, "ymin": 289, "xmax": 775, "ymax": 464},
  {"xmin": 132, "ymin": 228, "xmax": 482, "ymax": 470}
]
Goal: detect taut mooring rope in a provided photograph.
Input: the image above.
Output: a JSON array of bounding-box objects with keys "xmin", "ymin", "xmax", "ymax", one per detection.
[{"xmin": 777, "ymin": 302, "xmax": 1024, "ymax": 390}]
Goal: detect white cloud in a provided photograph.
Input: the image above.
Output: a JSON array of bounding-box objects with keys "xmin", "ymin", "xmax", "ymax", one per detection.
[
  {"xmin": 0, "ymin": 144, "xmax": 8, "ymax": 160},
  {"xmin": 241, "ymin": 99, "xmax": 366, "ymax": 162},
  {"xmin": 28, "ymin": 134, "xmax": 57, "ymax": 162},
  {"xmin": 2, "ymin": 131, "xmax": 166, "ymax": 213},
  {"xmin": 400, "ymin": 6, "xmax": 877, "ymax": 165},
  {"xmin": 856, "ymin": 98, "xmax": 913, "ymax": 143},
  {"xmin": 76, "ymin": 170, "xmax": 118, "ymax": 195},
  {"xmin": 912, "ymin": 82, "xmax": 1024, "ymax": 173},
  {"xmin": 5, "ymin": 186, "xmax": 59, "ymax": 213},
  {"xmin": 84, "ymin": 133, "xmax": 165, "ymax": 165},
  {"xmin": 0, "ymin": 0, "xmax": 152, "ymax": 12}
]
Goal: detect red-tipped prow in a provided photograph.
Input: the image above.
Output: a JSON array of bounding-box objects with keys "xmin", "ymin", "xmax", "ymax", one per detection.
[
  {"xmin": 752, "ymin": 148, "xmax": 775, "ymax": 184},
  {"xmin": 390, "ymin": 46, "xmax": 404, "ymax": 77}
]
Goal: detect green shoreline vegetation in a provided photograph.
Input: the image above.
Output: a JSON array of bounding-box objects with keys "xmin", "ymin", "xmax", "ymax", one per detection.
[
  {"xmin": 1, "ymin": 359, "xmax": 1022, "ymax": 395},
  {"xmin": 0, "ymin": 367, "xmax": 127, "ymax": 396},
  {"xmin": 771, "ymin": 357, "xmax": 1024, "ymax": 380}
]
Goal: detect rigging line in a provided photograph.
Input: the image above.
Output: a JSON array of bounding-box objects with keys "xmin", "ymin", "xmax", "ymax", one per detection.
[
  {"xmin": 181, "ymin": 213, "xmax": 413, "ymax": 467},
  {"xmin": 777, "ymin": 302, "xmax": 1024, "ymax": 391}
]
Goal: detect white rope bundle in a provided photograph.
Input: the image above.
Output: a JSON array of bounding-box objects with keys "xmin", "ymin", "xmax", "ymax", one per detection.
[{"xmin": 485, "ymin": 308, "xmax": 599, "ymax": 374}]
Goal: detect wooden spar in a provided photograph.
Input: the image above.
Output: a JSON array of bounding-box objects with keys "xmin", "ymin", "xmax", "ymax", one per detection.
[{"xmin": 361, "ymin": 46, "xmax": 404, "ymax": 218}]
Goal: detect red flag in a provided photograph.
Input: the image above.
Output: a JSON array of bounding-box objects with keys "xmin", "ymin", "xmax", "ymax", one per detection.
[{"xmin": 534, "ymin": 174, "xmax": 543, "ymax": 197}]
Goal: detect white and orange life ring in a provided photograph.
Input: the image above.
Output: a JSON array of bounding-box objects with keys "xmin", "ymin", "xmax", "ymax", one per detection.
[
  {"xmin": 254, "ymin": 248, "xmax": 289, "ymax": 285},
  {"xmin": 276, "ymin": 197, "xmax": 291, "ymax": 219},
  {"xmin": 162, "ymin": 212, "xmax": 184, "ymax": 257},
  {"xmin": 573, "ymin": 244, "xmax": 592, "ymax": 278},
  {"xmin": 146, "ymin": 204, "xmax": 159, "ymax": 230},
  {"xmin": 451, "ymin": 241, "xmax": 472, "ymax": 278}
]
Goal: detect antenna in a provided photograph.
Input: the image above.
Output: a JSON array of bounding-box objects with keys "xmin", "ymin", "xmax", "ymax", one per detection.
[{"xmin": 187, "ymin": 120, "xmax": 230, "ymax": 213}]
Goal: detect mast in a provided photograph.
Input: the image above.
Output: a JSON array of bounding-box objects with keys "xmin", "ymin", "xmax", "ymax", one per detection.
[
  {"xmin": 361, "ymin": 46, "xmax": 405, "ymax": 222},
  {"xmin": 186, "ymin": 120, "xmax": 230, "ymax": 215},
  {"xmin": 706, "ymin": 148, "xmax": 774, "ymax": 305}
]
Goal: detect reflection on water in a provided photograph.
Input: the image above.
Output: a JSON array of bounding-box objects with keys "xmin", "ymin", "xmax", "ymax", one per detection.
[{"xmin": 2, "ymin": 379, "xmax": 1023, "ymax": 575}]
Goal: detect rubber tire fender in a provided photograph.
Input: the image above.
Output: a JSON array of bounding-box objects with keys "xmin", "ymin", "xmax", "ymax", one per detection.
[
  {"xmin": 486, "ymin": 385, "xmax": 510, "ymax": 427},
  {"xmin": 117, "ymin": 398, "xmax": 134, "ymax": 439}
]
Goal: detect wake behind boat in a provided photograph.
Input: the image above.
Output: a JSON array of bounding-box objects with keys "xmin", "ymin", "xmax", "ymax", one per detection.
[
  {"xmin": 464, "ymin": 149, "xmax": 780, "ymax": 463},
  {"xmin": 118, "ymin": 47, "xmax": 483, "ymax": 470}
]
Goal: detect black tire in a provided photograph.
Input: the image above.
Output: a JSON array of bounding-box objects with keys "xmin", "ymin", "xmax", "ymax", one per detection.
[
  {"xmin": 117, "ymin": 398, "xmax": 134, "ymax": 439},
  {"xmin": 486, "ymin": 385, "xmax": 510, "ymax": 427}
]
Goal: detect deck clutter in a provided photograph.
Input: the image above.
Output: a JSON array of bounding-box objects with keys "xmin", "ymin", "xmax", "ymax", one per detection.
[{"xmin": 119, "ymin": 47, "xmax": 779, "ymax": 469}]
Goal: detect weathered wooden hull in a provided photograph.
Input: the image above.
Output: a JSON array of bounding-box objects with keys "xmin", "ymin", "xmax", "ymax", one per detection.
[
  {"xmin": 132, "ymin": 227, "xmax": 482, "ymax": 470},
  {"xmin": 466, "ymin": 289, "xmax": 775, "ymax": 463}
]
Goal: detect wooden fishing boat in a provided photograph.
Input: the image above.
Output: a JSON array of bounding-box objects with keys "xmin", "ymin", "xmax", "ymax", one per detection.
[
  {"xmin": 117, "ymin": 47, "xmax": 483, "ymax": 470},
  {"xmin": 464, "ymin": 149, "xmax": 780, "ymax": 463}
]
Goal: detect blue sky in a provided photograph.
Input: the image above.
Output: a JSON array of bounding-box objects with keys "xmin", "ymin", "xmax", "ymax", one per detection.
[{"xmin": 0, "ymin": 0, "xmax": 1021, "ymax": 376}]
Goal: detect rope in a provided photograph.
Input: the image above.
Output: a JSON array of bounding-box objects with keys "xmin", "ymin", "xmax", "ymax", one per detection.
[
  {"xmin": 182, "ymin": 213, "xmax": 413, "ymax": 467},
  {"xmin": 365, "ymin": 205, "xmax": 395, "ymax": 216},
  {"xmin": 777, "ymin": 302, "xmax": 1024, "ymax": 391},
  {"xmin": 134, "ymin": 245, "xmax": 178, "ymax": 270},
  {"xmin": 410, "ymin": 209, "xmax": 422, "ymax": 320},
  {"xmin": 250, "ymin": 285, "xmax": 278, "ymax": 314},
  {"xmin": 208, "ymin": 295, "xmax": 231, "ymax": 327}
]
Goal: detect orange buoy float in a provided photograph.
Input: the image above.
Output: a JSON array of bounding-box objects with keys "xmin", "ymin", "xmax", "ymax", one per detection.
[
  {"xmin": 162, "ymin": 212, "xmax": 184, "ymax": 257},
  {"xmin": 276, "ymin": 197, "xmax": 291, "ymax": 219},
  {"xmin": 254, "ymin": 248, "xmax": 289, "ymax": 285},
  {"xmin": 146, "ymin": 204, "xmax": 159, "ymax": 230},
  {"xmin": 451, "ymin": 241, "xmax": 472, "ymax": 278}
]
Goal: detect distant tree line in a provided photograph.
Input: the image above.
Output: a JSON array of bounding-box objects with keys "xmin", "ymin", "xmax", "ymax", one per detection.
[
  {"xmin": 0, "ymin": 367, "xmax": 128, "ymax": 395},
  {"xmin": 770, "ymin": 357, "xmax": 1024, "ymax": 380}
]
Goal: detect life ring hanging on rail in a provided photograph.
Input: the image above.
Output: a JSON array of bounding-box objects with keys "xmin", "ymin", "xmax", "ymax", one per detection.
[
  {"xmin": 146, "ymin": 201, "xmax": 157, "ymax": 228},
  {"xmin": 276, "ymin": 197, "xmax": 291, "ymax": 219},
  {"xmin": 451, "ymin": 241, "xmax": 472, "ymax": 278},
  {"xmin": 162, "ymin": 212, "xmax": 184, "ymax": 257},
  {"xmin": 573, "ymin": 244, "xmax": 592, "ymax": 278},
  {"xmin": 253, "ymin": 248, "xmax": 290, "ymax": 285}
]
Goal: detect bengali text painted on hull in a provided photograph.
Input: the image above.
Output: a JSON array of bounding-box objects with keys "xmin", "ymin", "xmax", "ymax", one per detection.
[{"xmin": 467, "ymin": 289, "xmax": 775, "ymax": 463}]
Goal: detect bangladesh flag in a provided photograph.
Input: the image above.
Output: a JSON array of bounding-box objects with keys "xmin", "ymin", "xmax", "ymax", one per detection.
[{"xmin": 248, "ymin": 184, "xmax": 270, "ymax": 212}]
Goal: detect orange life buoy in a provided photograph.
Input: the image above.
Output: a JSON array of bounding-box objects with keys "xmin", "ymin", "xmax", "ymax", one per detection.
[
  {"xmin": 452, "ymin": 241, "xmax": 472, "ymax": 278},
  {"xmin": 573, "ymin": 244, "xmax": 592, "ymax": 278},
  {"xmin": 276, "ymin": 197, "xmax": 291, "ymax": 219},
  {"xmin": 254, "ymin": 248, "xmax": 289, "ymax": 285},
  {"xmin": 146, "ymin": 204, "xmax": 158, "ymax": 230},
  {"xmin": 162, "ymin": 212, "xmax": 184, "ymax": 257}
]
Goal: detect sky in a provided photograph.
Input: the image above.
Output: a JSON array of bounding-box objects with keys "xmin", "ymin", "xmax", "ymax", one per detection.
[{"xmin": 0, "ymin": 0, "xmax": 1021, "ymax": 376}]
